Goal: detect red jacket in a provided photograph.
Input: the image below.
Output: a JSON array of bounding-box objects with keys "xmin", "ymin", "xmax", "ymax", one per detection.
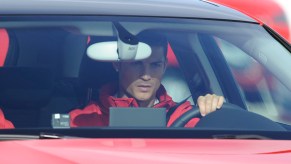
[
  {"xmin": 70, "ymin": 83, "xmax": 199, "ymax": 127},
  {"xmin": 0, "ymin": 108, "xmax": 14, "ymax": 128}
]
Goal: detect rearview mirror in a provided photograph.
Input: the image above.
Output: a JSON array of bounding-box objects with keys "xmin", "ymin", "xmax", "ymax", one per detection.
[
  {"xmin": 86, "ymin": 22, "xmax": 152, "ymax": 61},
  {"xmin": 87, "ymin": 41, "xmax": 152, "ymax": 61}
]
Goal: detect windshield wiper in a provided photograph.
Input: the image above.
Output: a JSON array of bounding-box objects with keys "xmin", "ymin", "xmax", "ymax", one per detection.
[
  {"xmin": 39, "ymin": 133, "xmax": 65, "ymax": 139},
  {"xmin": 0, "ymin": 132, "xmax": 78, "ymax": 141},
  {"xmin": 213, "ymin": 134, "xmax": 271, "ymax": 140},
  {"xmin": 0, "ymin": 134, "xmax": 40, "ymax": 141}
]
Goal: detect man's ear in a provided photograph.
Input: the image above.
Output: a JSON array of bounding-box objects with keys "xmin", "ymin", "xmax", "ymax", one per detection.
[{"xmin": 112, "ymin": 62, "xmax": 120, "ymax": 72}]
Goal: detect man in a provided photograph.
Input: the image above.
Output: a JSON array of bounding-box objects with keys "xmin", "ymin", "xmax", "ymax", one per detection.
[{"xmin": 70, "ymin": 31, "xmax": 224, "ymax": 127}]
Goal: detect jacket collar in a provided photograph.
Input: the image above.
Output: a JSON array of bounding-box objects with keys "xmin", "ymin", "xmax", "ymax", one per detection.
[{"xmin": 98, "ymin": 82, "xmax": 176, "ymax": 114}]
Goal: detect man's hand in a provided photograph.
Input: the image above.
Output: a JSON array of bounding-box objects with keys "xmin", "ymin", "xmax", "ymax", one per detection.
[{"xmin": 197, "ymin": 94, "xmax": 224, "ymax": 117}]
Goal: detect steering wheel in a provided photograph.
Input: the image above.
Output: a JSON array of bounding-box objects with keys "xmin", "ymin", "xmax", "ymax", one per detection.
[{"xmin": 170, "ymin": 103, "xmax": 286, "ymax": 131}]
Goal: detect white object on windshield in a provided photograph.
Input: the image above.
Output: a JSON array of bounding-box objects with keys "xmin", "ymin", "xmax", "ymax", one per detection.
[
  {"xmin": 87, "ymin": 22, "xmax": 152, "ymax": 61},
  {"xmin": 87, "ymin": 41, "xmax": 152, "ymax": 61}
]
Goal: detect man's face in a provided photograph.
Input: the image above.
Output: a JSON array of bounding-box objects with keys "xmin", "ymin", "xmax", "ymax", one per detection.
[{"xmin": 116, "ymin": 46, "xmax": 167, "ymax": 102}]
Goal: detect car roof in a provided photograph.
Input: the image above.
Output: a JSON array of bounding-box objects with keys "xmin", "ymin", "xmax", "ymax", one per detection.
[{"xmin": 0, "ymin": 0, "xmax": 256, "ymax": 23}]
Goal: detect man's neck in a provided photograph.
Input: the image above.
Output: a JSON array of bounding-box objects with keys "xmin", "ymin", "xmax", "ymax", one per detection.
[
  {"xmin": 137, "ymin": 98, "xmax": 156, "ymax": 107},
  {"xmin": 116, "ymin": 91, "xmax": 156, "ymax": 107}
]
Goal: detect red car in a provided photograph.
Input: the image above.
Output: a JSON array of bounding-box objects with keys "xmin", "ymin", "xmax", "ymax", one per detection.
[
  {"xmin": 0, "ymin": 0, "xmax": 291, "ymax": 163},
  {"xmin": 210, "ymin": 0, "xmax": 290, "ymax": 42}
]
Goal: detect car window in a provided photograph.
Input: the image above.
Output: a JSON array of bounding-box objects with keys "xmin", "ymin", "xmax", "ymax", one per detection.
[
  {"xmin": 217, "ymin": 37, "xmax": 291, "ymax": 125},
  {"xmin": 0, "ymin": 16, "xmax": 290, "ymax": 131},
  {"xmin": 3, "ymin": 2, "xmax": 291, "ymax": 163}
]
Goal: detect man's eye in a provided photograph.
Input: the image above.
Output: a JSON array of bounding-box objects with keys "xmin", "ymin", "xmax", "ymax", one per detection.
[
  {"xmin": 131, "ymin": 62, "xmax": 140, "ymax": 65},
  {"xmin": 152, "ymin": 63, "xmax": 162, "ymax": 67},
  {"xmin": 131, "ymin": 61, "xmax": 142, "ymax": 66}
]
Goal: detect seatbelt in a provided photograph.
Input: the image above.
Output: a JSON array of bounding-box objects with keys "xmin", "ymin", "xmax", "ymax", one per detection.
[{"xmin": 166, "ymin": 95, "xmax": 192, "ymax": 122}]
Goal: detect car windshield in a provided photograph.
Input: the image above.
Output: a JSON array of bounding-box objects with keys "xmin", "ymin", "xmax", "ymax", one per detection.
[{"xmin": 1, "ymin": 16, "xmax": 291, "ymax": 137}]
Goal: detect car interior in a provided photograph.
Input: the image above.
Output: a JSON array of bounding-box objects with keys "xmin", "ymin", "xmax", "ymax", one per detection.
[
  {"xmin": 0, "ymin": 19, "xmax": 291, "ymax": 131},
  {"xmin": 0, "ymin": 26, "xmax": 194, "ymax": 128}
]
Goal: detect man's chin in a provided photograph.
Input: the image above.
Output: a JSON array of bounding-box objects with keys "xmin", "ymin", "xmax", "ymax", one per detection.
[
  {"xmin": 135, "ymin": 96, "xmax": 151, "ymax": 102},
  {"xmin": 134, "ymin": 94, "xmax": 152, "ymax": 102}
]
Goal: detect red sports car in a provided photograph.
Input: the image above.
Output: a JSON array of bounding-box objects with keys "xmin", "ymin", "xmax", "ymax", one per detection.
[
  {"xmin": 0, "ymin": 0, "xmax": 291, "ymax": 163},
  {"xmin": 210, "ymin": 0, "xmax": 290, "ymax": 42}
]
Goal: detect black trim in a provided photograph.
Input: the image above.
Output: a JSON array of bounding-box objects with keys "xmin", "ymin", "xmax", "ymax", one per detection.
[
  {"xmin": 168, "ymin": 33, "xmax": 212, "ymax": 103},
  {"xmin": 0, "ymin": 128, "xmax": 291, "ymax": 140},
  {"xmin": 0, "ymin": 15, "xmax": 259, "ymax": 25},
  {"xmin": 263, "ymin": 24, "xmax": 291, "ymax": 52}
]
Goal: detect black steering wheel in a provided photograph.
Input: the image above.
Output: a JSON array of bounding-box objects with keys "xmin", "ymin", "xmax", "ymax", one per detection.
[{"xmin": 170, "ymin": 103, "xmax": 286, "ymax": 131}]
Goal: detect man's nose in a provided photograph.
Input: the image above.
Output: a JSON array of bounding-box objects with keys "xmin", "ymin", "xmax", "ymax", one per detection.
[{"xmin": 140, "ymin": 65, "xmax": 151, "ymax": 80}]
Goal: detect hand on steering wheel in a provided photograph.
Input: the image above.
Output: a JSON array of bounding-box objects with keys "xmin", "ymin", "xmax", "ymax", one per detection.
[
  {"xmin": 197, "ymin": 94, "xmax": 224, "ymax": 117},
  {"xmin": 170, "ymin": 103, "xmax": 245, "ymax": 127},
  {"xmin": 170, "ymin": 103, "xmax": 286, "ymax": 131}
]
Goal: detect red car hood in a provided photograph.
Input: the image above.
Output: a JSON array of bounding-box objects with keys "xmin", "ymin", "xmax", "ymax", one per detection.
[{"xmin": 0, "ymin": 138, "xmax": 291, "ymax": 163}]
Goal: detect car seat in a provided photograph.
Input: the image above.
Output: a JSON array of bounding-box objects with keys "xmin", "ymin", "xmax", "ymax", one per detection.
[
  {"xmin": 0, "ymin": 29, "xmax": 9, "ymax": 66},
  {"xmin": 0, "ymin": 67, "xmax": 54, "ymax": 128},
  {"xmin": 1, "ymin": 27, "xmax": 85, "ymax": 128},
  {"xmin": 38, "ymin": 32, "xmax": 88, "ymax": 127},
  {"xmin": 78, "ymin": 36, "xmax": 118, "ymax": 107}
]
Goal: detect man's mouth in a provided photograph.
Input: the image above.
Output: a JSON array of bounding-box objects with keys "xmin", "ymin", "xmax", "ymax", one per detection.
[{"xmin": 137, "ymin": 84, "xmax": 152, "ymax": 92}]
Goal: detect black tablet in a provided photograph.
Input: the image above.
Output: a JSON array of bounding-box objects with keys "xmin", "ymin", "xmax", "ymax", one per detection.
[{"xmin": 109, "ymin": 107, "xmax": 166, "ymax": 127}]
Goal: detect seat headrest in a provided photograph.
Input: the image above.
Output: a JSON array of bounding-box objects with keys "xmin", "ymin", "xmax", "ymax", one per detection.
[
  {"xmin": 79, "ymin": 55, "xmax": 118, "ymax": 89},
  {"xmin": 0, "ymin": 67, "xmax": 54, "ymax": 109},
  {"xmin": 0, "ymin": 29, "xmax": 9, "ymax": 66},
  {"xmin": 79, "ymin": 36, "xmax": 118, "ymax": 89}
]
